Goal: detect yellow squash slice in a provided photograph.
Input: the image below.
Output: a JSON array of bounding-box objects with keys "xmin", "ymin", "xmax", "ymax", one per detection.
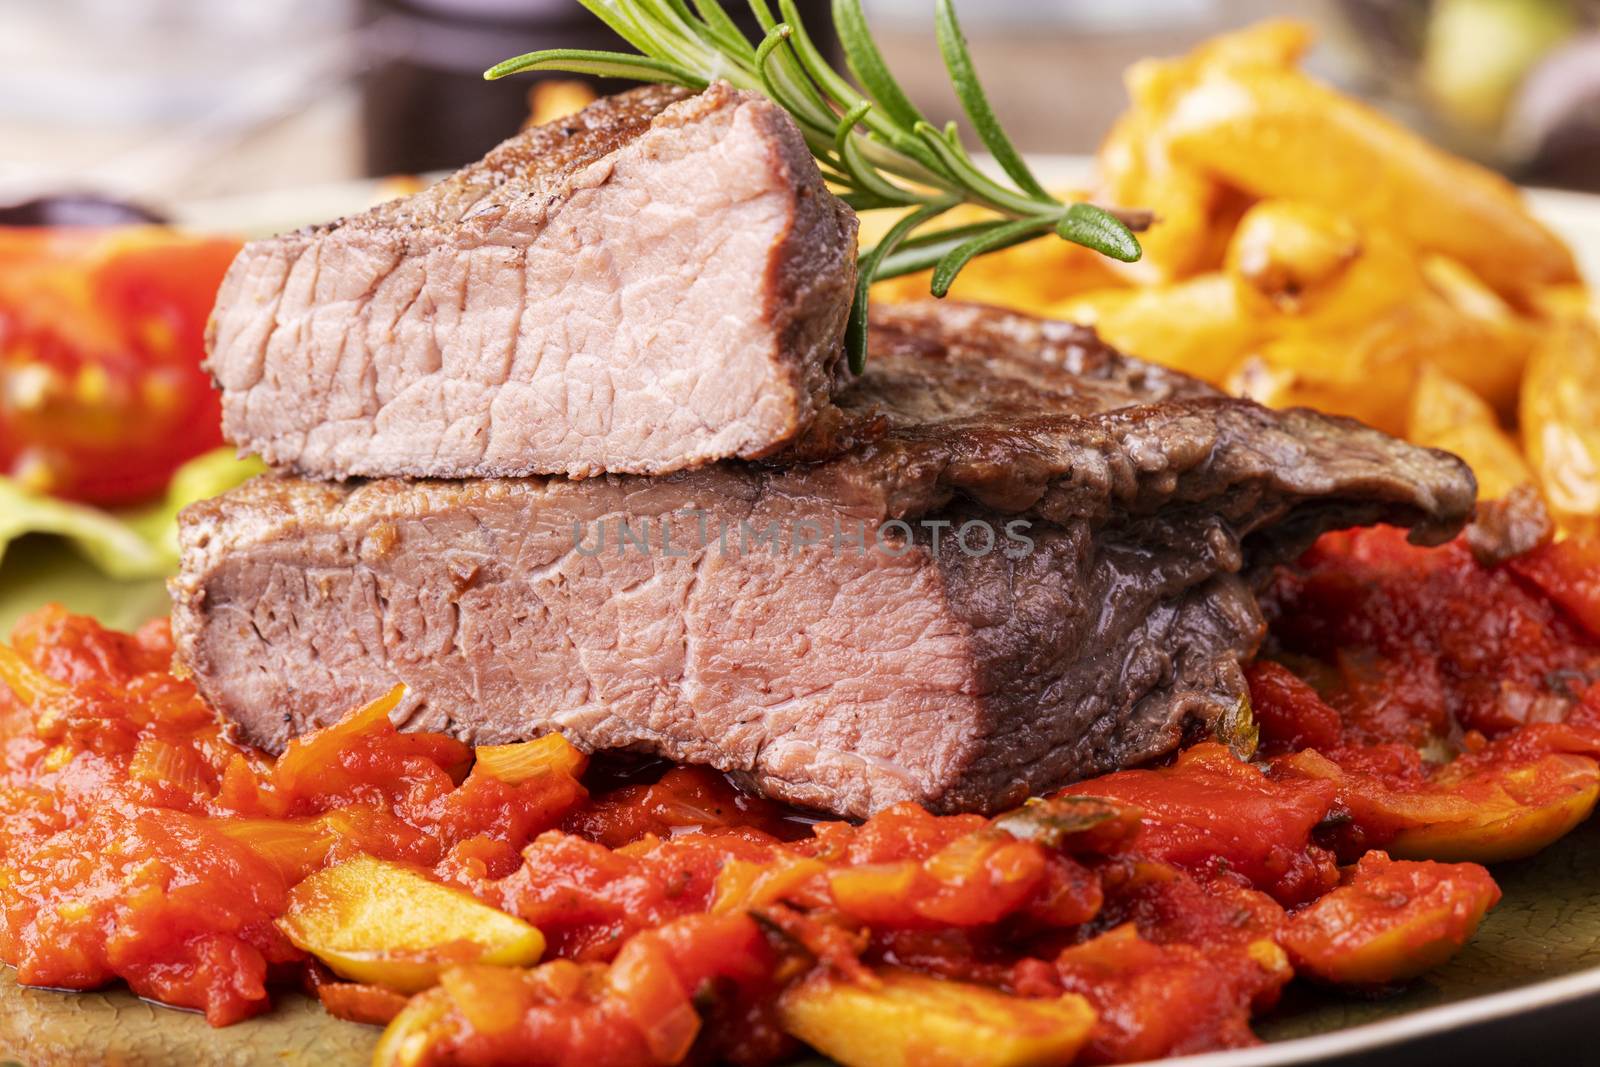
[
  {"xmin": 778, "ymin": 968, "xmax": 1095, "ymax": 1067},
  {"xmin": 279, "ymin": 855, "xmax": 543, "ymax": 993}
]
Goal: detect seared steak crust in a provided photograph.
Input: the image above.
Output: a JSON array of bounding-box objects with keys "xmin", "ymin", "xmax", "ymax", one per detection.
[
  {"xmin": 175, "ymin": 305, "xmax": 1475, "ymax": 817},
  {"xmin": 207, "ymin": 83, "xmax": 857, "ymax": 480},
  {"xmin": 802, "ymin": 304, "xmax": 1474, "ymax": 547}
]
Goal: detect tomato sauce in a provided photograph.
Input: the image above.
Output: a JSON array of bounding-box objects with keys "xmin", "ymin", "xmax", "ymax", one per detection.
[{"xmin": 0, "ymin": 524, "xmax": 1598, "ymax": 1064}]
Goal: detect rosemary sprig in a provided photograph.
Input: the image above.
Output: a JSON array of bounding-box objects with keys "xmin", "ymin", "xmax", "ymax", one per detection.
[{"xmin": 486, "ymin": 0, "xmax": 1143, "ymax": 373}]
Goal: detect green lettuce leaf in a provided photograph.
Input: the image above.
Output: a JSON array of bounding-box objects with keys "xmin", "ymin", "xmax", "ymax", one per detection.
[{"xmin": 0, "ymin": 449, "xmax": 264, "ymax": 581}]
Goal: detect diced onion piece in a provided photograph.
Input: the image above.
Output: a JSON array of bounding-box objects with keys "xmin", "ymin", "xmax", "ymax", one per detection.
[
  {"xmin": 274, "ymin": 685, "xmax": 406, "ymax": 795},
  {"xmin": 472, "ymin": 734, "xmax": 587, "ymax": 784},
  {"xmin": 128, "ymin": 736, "xmax": 211, "ymax": 798},
  {"xmin": 0, "ymin": 643, "xmax": 67, "ymax": 705},
  {"xmin": 213, "ymin": 818, "xmax": 337, "ymax": 883}
]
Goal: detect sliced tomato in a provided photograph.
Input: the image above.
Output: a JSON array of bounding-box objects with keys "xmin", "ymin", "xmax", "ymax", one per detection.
[
  {"xmin": 1509, "ymin": 537, "xmax": 1600, "ymax": 641},
  {"xmin": 0, "ymin": 227, "xmax": 240, "ymax": 504}
]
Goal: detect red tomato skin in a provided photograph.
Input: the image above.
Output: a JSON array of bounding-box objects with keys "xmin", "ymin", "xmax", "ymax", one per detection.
[{"xmin": 0, "ymin": 228, "xmax": 239, "ymax": 504}]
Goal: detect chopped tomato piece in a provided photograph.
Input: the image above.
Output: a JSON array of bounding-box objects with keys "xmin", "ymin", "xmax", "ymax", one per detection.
[
  {"xmin": 562, "ymin": 764, "xmax": 798, "ymax": 847},
  {"xmin": 1247, "ymin": 660, "xmax": 1344, "ymax": 753},
  {"xmin": 1061, "ymin": 743, "xmax": 1340, "ymax": 904},
  {"xmin": 1509, "ymin": 537, "xmax": 1600, "ymax": 641},
  {"xmin": 0, "ymin": 228, "xmax": 240, "ymax": 504},
  {"xmin": 318, "ymin": 981, "xmax": 411, "ymax": 1026},
  {"xmin": 373, "ymin": 915, "xmax": 778, "ymax": 1067},
  {"xmin": 1053, "ymin": 924, "xmax": 1283, "ymax": 1062},
  {"xmin": 1264, "ymin": 526, "xmax": 1600, "ymax": 741},
  {"xmin": 1280, "ymin": 852, "xmax": 1499, "ymax": 985}
]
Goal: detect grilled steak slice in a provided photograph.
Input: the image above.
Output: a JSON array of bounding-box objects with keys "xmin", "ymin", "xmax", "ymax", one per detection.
[
  {"xmin": 206, "ymin": 83, "xmax": 856, "ymax": 480},
  {"xmin": 173, "ymin": 305, "xmax": 1476, "ymax": 818}
]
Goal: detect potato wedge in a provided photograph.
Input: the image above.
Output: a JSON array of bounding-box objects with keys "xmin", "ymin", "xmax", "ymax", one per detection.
[
  {"xmin": 1228, "ymin": 318, "xmax": 1418, "ymax": 437},
  {"xmin": 1093, "ymin": 21, "xmax": 1312, "ymax": 286},
  {"xmin": 1280, "ymin": 852, "xmax": 1500, "ymax": 986},
  {"xmin": 1408, "ymin": 364, "xmax": 1535, "ymax": 501},
  {"xmin": 1232, "ymin": 281, "xmax": 1537, "ymax": 437},
  {"xmin": 1417, "ymin": 256, "xmax": 1540, "ymax": 415},
  {"xmin": 778, "ymin": 968, "xmax": 1095, "ymax": 1067},
  {"xmin": 1055, "ymin": 273, "xmax": 1259, "ymax": 385},
  {"xmin": 1094, "ymin": 110, "xmax": 1229, "ymax": 285},
  {"xmin": 1181, "ymin": 18, "xmax": 1313, "ymax": 72},
  {"xmin": 1225, "ymin": 200, "xmax": 1362, "ymax": 316},
  {"xmin": 1522, "ymin": 317, "xmax": 1600, "ymax": 536},
  {"xmin": 1529, "ymin": 283, "xmax": 1598, "ymax": 324},
  {"xmin": 1408, "ymin": 362, "xmax": 1495, "ymax": 444},
  {"xmin": 1161, "ymin": 61, "xmax": 1577, "ymax": 303},
  {"xmin": 280, "ymin": 854, "xmax": 544, "ymax": 993},
  {"xmin": 867, "ymin": 199, "xmax": 1129, "ymax": 314},
  {"xmin": 1283, "ymin": 229, "xmax": 1426, "ymax": 337}
]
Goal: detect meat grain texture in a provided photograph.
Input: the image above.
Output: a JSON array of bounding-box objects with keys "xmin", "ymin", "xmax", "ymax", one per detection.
[
  {"xmin": 174, "ymin": 304, "xmax": 1477, "ymax": 818},
  {"xmin": 206, "ymin": 83, "xmax": 857, "ymax": 480}
]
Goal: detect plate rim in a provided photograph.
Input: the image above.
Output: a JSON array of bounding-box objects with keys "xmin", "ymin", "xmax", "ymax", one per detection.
[{"xmin": 1162, "ymin": 965, "xmax": 1600, "ymax": 1066}]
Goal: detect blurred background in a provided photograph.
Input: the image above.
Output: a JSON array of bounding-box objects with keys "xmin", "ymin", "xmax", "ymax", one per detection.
[{"xmin": 3, "ymin": 0, "xmax": 1599, "ymax": 212}]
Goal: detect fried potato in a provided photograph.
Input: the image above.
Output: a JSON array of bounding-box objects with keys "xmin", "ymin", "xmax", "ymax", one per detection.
[
  {"xmin": 1522, "ymin": 317, "xmax": 1600, "ymax": 535},
  {"xmin": 1419, "ymin": 255, "xmax": 1541, "ymax": 412},
  {"xmin": 1528, "ymin": 283, "xmax": 1599, "ymax": 324},
  {"xmin": 867, "ymin": 200, "xmax": 1129, "ymax": 313},
  {"xmin": 1228, "ymin": 314, "xmax": 1420, "ymax": 436},
  {"xmin": 778, "ymin": 968, "xmax": 1096, "ymax": 1067},
  {"xmin": 279, "ymin": 855, "xmax": 545, "ymax": 993},
  {"xmin": 1055, "ymin": 273, "xmax": 1259, "ymax": 385},
  {"xmin": 1222, "ymin": 205, "xmax": 1429, "ymax": 346},
  {"xmin": 1113, "ymin": 20, "xmax": 1311, "ymax": 141},
  {"xmin": 1088, "ymin": 25, "xmax": 1314, "ymax": 286},
  {"xmin": 1408, "ymin": 364, "xmax": 1534, "ymax": 501},
  {"xmin": 1159, "ymin": 59, "xmax": 1577, "ymax": 303},
  {"xmin": 1093, "ymin": 109, "xmax": 1230, "ymax": 285},
  {"xmin": 1176, "ymin": 17, "xmax": 1313, "ymax": 72},
  {"xmin": 1230, "ymin": 280, "xmax": 1538, "ymax": 437},
  {"xmin": 1408, "ymin": 363, "xmax": 1487, "ymax": 442},
  {"xmin": 1225, "ymin": 201, "xmax": 1362, "ymax": 316}
]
